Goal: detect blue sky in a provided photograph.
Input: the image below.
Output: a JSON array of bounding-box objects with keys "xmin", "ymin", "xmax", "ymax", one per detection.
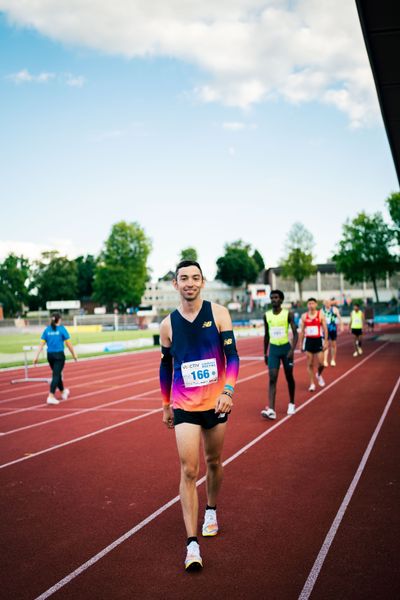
[{"xmin": 0, "ymin": 2, "xmax": 398, "ymax": 280}]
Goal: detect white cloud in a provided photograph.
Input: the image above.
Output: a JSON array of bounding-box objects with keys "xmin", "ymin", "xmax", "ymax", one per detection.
[
  {"xmin": 5, "ymin": 68, "xmax": 86, "ymax": 87},
  {"xmin": 64, "ymin": 73, "xmax": 86, "ymax": 87},
  {"xmin": 0, "ymin": 239, "xmax": 91, "ymax": 262},
  {"xmin": 222, "ymin": 122, "xmax": 246, "ymax": 131},
  {"xmin": 228, "ymin": 146, "xmax": 236, "ymax": 156},
  {"xmin": 0, "ymin": 0, "xmax": 380, "ymax": 126},
  {"xmin": 6, "ymin": 69, "xmax": 55, "ymax": 84}
]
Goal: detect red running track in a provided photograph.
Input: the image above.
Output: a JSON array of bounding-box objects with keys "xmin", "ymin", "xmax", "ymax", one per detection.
[{"xmin": 0, "ymin": 331, "xmax": 399, "ymax": 599}]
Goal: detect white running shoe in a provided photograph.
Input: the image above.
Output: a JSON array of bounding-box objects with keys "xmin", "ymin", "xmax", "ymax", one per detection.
[
  {"xmin": 330, "ymin": 359, "xmax": 336, "ymax": 367},
  {"xmin": 46, "ymin": 395, "xmax": 60, "ymax": 405},
  {"xmin": 308, "ymin": 383, "xmax": 316, "ymax": 392},
  {"xmin": 358, "ymin": 347, "xmax": 363, "ymax": 355},
  {"xmin": 185, "ymin": 541, "xmax": 203, "ymax": 571},
  {"xmin": 316, "ymin": 374, "xmax": 325, "ymax": 387},
  {"xmin": 353, "ymin": 351, "xmax": 358, "ymax": 357},
  {"xmin": 261, "ymin": 408, "xmax": 276, "ymax": 420},
  {"xmin": 202, "ymin": 509, "xmax": 218, "ymax": 537},
  {"xmin": 287, "ymin": 403, "xmax": 296, "ymax": 415},
  {"xmin": 61, "ymin": 388, "xmax": 70, "ymax": 400},
  {"xmin": 323, "ymin": 360, "xmax": 329, "ymax": 367}
]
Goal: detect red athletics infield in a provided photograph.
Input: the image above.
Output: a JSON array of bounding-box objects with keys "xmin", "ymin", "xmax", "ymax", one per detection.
[{"xmin": 0, "ymin": 332, "xmax": 399, "ymax": 599}]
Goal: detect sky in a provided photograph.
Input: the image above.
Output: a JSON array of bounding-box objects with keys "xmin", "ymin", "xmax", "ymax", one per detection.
[{"xmin": 0, "ymin": 0, "xmax": 398, "ymax": 280}]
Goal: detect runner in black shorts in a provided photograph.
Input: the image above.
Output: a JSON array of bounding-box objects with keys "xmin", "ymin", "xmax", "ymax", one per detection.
[
  {"xmin": 159, "ymin": 261, "xmax": 239, "ymax": 572},
  {"xmin": 299, "ymin": 298, "xmax": 328, "ymax": 392}
]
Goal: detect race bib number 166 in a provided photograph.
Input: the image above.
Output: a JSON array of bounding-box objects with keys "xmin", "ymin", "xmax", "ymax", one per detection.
[{"xmin": 181, "ymin": 358, "xmax": 218, "ymax": 388}]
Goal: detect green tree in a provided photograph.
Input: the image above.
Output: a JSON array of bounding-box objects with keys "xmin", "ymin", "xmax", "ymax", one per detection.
[
  {"xmin": 32, "ymin": 251, "xmax": 78, "ymax": 306},
  {"xmin": 216, "ymin": 240, "xmax": 259, "ymax": 297},
  {"xmin": 252, "ymin": 249, "xmax": 265, "ymax": 274},
  {"xmin": 386, "ymin": 191, "xmax": 400, "ymax": 245},
  {"xmin": 93, "ymin": 221, "xmax": 152, "ymax": 309},
  {"xmin": 0, "ymin": 254, "xmax": 30, "ymax": 317},
  {"xmin": 179, "ymin": 247, "xmax": 198, "ymax": 262},
  {"xmin": 75, "ymin": 254, "xmax": 97, "ymax": 300},
  {"xmin": 280, "ymin": 222, "xmax": 316, "ymax": 301},
  {"xmin": 333, "ymin": 211, "xmax": 397, "ymax": 302}
]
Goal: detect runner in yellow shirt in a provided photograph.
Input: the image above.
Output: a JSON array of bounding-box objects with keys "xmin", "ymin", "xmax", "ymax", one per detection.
[{"xmin": 350, "ymin": 303, "xmax": 364, "ymax": 357}]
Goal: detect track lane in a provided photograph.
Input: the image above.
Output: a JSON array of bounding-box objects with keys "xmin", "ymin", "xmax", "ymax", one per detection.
[{"xmin": 0, "ymin": 336, "xmax": 394, "ymax": 599}]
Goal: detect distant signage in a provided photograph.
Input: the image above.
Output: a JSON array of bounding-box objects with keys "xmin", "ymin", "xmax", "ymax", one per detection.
[
  {"xmin": 46, "ymin": 300, "xmax": 81, "ymax": 310},
  {"xmin": 94, "ymin": 306, "xmax": 107, "ymax": 315},
  {"xmin": 247, "ymin": 284, "xmax": 271, "ymax": 300}
]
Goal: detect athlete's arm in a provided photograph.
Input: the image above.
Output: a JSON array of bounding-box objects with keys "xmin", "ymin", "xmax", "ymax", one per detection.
[
  {"xmin": 263, "ymin": 314, "xmax": 270, "ymax": 365},
  {"xmin": 65, "ymin": 340, "xmax": 78, "ymax": 361},
  {"xmin": 320, "ymin": 312, "xmax": 328, "ymax": 350},
  {"xmin": 213, "ymin": 304, "xmax": 239, "ymax": 413},
  {"xmin": 335, "ymin": 307, "xmax": 344, "ymax": 332},
  {"xmin": 33, "ymin": 340, "xmax": 46, "ymax": 365},
  {"xmin": 159, "ymin": 317, "xmax": 174, "ymax": 429},
  {"xmin": 299, "ymin": 314, "xmax": 306, "ymax": 351},
  {"xmin": 288, "ymin": 312, "xmax": 299, "ymax": 358}
]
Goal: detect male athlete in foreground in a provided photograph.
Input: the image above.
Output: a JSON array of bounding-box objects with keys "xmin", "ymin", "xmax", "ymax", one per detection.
[{"xmin": 159, "ymin": 261, "xmax": 240, "ymax": 572}]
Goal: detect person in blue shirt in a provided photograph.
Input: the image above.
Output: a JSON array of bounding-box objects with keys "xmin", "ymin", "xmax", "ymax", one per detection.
[{"xmin": 33, "ymin": 313, "xmax": 78, "ymax": 405}]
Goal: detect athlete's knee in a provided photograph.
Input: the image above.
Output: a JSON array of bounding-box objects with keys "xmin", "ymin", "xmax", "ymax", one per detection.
[
  {"xmin": 205, "ymin": 453, "xmax": 222, "ymax": 472},
  {"xmin": 269, "ymin": 369, "xmax": 278, "ymax": 384},
  {"xmin": 181, "ymin": 461, "xmax": 199, "ymax": 482}
]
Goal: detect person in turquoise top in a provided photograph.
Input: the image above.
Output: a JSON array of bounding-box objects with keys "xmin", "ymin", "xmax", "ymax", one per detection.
[
  {"xmin": 33, "ymin": 312, "xmax": 78, "ymax": 405},
  {"xmin": 261, "ymin": 289, "xmax": 298, "ymax": 420}
]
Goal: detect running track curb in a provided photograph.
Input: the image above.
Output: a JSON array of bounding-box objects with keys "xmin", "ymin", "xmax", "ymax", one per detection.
[{"xmin": 33, "ymin": 342, "xmax": 389, "ymax": 600}]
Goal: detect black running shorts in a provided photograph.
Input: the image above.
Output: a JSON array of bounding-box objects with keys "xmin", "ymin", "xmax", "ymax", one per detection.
[
  {"xmin": 305, "ymin": 337, "xmax": 323, "ymax": 353},
  {"xmin": 173, "ymin": 408, "xmax": 228, "ymax": 429},
  {"xmin": 351, "ymin": 328, "xmax": 362, "ymax": 337}
]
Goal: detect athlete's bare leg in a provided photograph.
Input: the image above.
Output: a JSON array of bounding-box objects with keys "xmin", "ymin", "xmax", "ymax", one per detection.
[
  {"xmin": 306, "ymin": 352, "xmax": 315, "ymax": 385},
  {"xmin": 175, "ymin": 423, "xmax": 202, "ymax": 537},
  {"xmin": 202, "ymin": 423, "xmax": 227, "ymax": 507},
  {"xmin": 283, "ymin": 363, "xmax": 295, "ymax": 403},
  {"xmin": 323, "ymin": 346, "xmax": 330, "ymax": 366},
  {"xmin": 331, "ymin": 340, "xmax": 337, "ymax": 362},
  {"xmin": 317, "ymin": 351, "xmax": 325, "ymax": 375},
  {"xmin": 268, "ymin": 368, "xmax": 279, "ymax": 410}
]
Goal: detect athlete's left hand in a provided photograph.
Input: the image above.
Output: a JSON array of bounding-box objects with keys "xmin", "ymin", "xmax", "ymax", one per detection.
[{"xmin": 215, "ymin": 393, "xmax": 233, "ymax": 414}]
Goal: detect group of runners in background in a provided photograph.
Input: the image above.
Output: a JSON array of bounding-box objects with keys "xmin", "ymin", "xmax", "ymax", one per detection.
[{"xmin": 33, "ymin": 260, "xmax": 368, "ymax": 572}]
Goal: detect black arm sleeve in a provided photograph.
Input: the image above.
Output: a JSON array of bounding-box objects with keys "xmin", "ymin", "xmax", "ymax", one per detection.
[{"xmin": 159, "ymin": 346, "xmax": 173, "ymax": 406}]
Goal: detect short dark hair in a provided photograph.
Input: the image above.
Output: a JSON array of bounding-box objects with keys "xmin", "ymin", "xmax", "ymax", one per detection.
[
  {"xmin": 175, "ymin": 260, "xmax": 203, "ymax": 280},
  {"xmin": 270, "ymin": 289, "xmax": 284, "ymax": 301},
  {"xmin": 354, "ymin": 302, "xmax": 360, "ymax": 308},
  {"xmin": 307, "ymin": 297, "xmax": 317, "ymax": 303}
]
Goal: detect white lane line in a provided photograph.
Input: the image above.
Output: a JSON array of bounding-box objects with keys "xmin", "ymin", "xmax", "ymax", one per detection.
[
  {"xmin": 298, "ymin": 372, "xmax": 400, "ymax": 600},
  {"xmin": 0, "ymin": 375, "xmax": 159, "ymax": 418},
  {"xmin": 33, "ymin": 342, "xmax": 389, "ymax": 600},
  {"xmin": 0, "ymin": 362, "xmax": 265, "ymax": 460},
  {"xmin": 0, "ymin": 359, "xmax": 262, "ymax": 422},
  {"xmin": 0, "ymin": 353, "xmax": 159, "ymax": 395},
  {"xmin": 0, "ymin": 356, "xmax": 261, "ymax": 411},
  {"xmin": 0, "ymin": 407, "xmax": 162, "ymax": 468},
  {"xmin": 0, "ymin": 406, "xmax": 159, "ymax": 413},
  {"xmin": 0, "ymin": 363, "xmax": 158, "ymax": 405},
  {"xmin": 0, "ymin": 386, "xmax": 161, "ymax": 436}
]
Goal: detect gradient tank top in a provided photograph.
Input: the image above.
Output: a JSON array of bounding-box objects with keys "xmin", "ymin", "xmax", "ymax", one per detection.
[{"xmin": 170, "ymin": 301, "xmax": 226, "ymax": 412}]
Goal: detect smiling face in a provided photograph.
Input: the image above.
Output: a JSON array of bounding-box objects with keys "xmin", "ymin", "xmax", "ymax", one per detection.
[{"xmin": 173, "ymin": 265, "xmax": 204, "ymax": 302}]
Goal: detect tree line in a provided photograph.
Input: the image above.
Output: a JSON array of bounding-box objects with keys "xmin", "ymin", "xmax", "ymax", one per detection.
[{"xmin": 0, "ymin": 193, "xmax": 399, "ymax": 317}]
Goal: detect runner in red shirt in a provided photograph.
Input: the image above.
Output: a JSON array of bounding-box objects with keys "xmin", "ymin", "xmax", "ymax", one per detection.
[{"xmin": 299, "ymin": 298, "xmax": 328, "ymax": 392}]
